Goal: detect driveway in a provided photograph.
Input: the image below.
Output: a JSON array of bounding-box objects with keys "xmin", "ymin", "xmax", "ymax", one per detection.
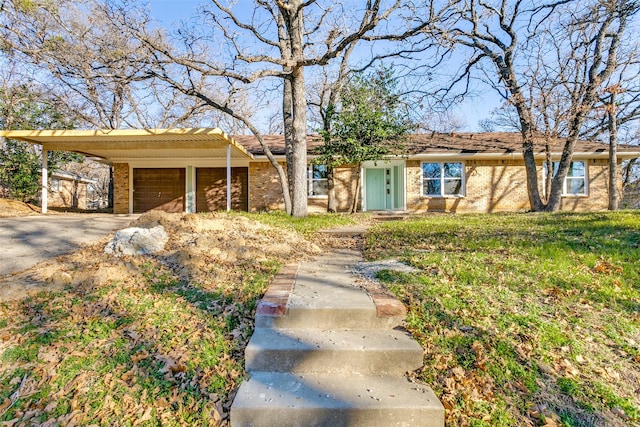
[{"xmin": 0, "ymin": 213, "xmax": 137, "ymax": 277}]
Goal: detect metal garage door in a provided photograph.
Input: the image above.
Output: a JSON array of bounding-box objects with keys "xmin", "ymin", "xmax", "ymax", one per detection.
[
  {"xmin": 133, "ymin": 168, "xmax": 185, "ymax": 213},
  {"xmin": 196, "ymin": 167, "xmax": 248, "ymax": 212}
]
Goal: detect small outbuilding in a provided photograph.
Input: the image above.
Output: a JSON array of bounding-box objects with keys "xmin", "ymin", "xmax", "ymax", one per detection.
[{"xmin": 47, "ymin": 170, "xmax": 97, "ymax": 210}]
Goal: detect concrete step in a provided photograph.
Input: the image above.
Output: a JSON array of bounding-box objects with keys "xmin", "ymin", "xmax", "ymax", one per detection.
[
  {"xmin": 245, "ymin": 328, "xmax": 423, "ymax": 375},
  {"xmin": 317, "ymin": 225, "xmax": 369, "ymax": 237},
  {"xmin": 231, "ymin": 371, "xmax": 444, "ymax": 427},
  {"xmin": 255, "ymin": 304, "xmax": 404, "ymax": 330},
  {"xmin": 256, "ymin": 250, "xmax": 404, "ymax": 330}
]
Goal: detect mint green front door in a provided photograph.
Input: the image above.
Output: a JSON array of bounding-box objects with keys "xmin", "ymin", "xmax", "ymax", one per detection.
[
  {"xmin": 365, "ymin": 165, "xmax": 405, "ymax": 211},
  {"xmin": 365, "ymin": 168, "xmax": 386, "ymax": 210}
]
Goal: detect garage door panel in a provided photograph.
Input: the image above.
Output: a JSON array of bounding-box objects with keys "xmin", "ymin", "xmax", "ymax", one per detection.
[
  {"xmin": 196, "ymin": 167, "xmax": 248, "ymax": 212},
  {"xmin": 133, "ymin": 168, "xmax": 185, "ymax": 213}
]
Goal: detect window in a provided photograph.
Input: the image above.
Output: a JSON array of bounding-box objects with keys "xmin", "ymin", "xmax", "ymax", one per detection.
[
  {"xmin": 50, "ymin": 177, "xmax": 61, "ymax": 192},
  {"xmin": 422, "ymin": 162, "xmax": 464, "ymax": 196},
  {"xmin": 308, "ymin": 164, "xmax": 328, "ymax": 197},
  {"xmin": 543, "ymin": 161, "xmax": 587, "ymax": 196}
]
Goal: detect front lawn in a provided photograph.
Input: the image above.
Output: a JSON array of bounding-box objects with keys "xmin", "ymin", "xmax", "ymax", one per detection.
[
  {"xmin": 366, "ymin": 211, "xmax": 640, "ymax": 427},
  {"xmin": 0, "ymin": 212, "xmax": 328, "ymax": 426}
]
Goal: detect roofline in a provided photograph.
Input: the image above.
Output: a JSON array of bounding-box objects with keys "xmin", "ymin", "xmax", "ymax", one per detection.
[
  {"xmin": 406, "ymin": 152, "xmax": 640, "ymax": 161},
  {"xmin": 260, "ymin": 151, "xmax": 640, "ymax": 162},
  {"xmin": 50, "ymin": 170, "xmax": 97, "ymax": 184}
]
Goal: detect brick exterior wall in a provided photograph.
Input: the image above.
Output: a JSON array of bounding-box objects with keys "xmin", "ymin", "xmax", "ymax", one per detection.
[
  {"xmin": 333, "ymin": 166, "xmax": 360, "ymax": 212},
  {"xmin": 558, "ymin": 159, "xmax": 610, "ymax": 211},
  {"xmin": 623, "ymin": 181, "xmax": 640, "ymax": 209},
  {"xmin": 113, "ymin": 163, "xmax": 129, "ymax": 214},
  {"xmin": 406, "ymin": 158, "xmax": 613, "ymax": 213},
  {"xmin": 115, "ymin": 159, "xmax": 616, "ymax": 215},
  {"xmin": 248, "ymin": 162, "xmax": 360, "ymax": 213},
  {"xmin": 406, "ymin": 159, "xmax": 530, "ymax": 213},
  {"xmin": 248, "ymin": 162, "xmax": 286, "ymax": 211}
]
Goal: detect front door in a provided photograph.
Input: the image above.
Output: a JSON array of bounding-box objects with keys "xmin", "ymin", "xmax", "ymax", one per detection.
[
  {"xmin": 363, "ymin": 161, "xmax": 405, "ymax": 211},
  {"xmin": 365, "ymin": 168, "xmax": 386, "ymax": 210}
]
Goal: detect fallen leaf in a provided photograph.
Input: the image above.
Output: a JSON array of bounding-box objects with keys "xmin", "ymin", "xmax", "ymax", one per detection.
[
  {"xmin": 0, "ymin": 398, "xmax": 12, "ymax": 413},
  {"xmin": 44, "ymin": 401, "xmax": 57, "ymax": 413}
]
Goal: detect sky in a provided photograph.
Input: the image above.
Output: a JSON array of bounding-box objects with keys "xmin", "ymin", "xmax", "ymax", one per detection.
[
  {"xmin": 147, "ymin": 0, "xmax": 203, "ymax": 24},
  {"xmin": 145, "ymin": 0, "xmax": 502, "ymax": 132}
]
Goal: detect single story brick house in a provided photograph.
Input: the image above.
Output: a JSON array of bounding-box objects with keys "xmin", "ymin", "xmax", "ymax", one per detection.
[
  {"xmin": 1, "ymin": 128, "xmax": 639, "ymax": 214},
  {"xmin": 47, "ymin": 170, "xmax": 97, "ymax": 210},
  {"xmin": 1, "ymin": 167, "xmax": 94, "ymax": 209}
]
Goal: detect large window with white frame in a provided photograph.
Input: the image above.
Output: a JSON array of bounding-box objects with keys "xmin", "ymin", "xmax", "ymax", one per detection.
[
  {"xmin": 308, "ymin": 164, "xmax": 328, "ymax": 197},
  {"xmin": 421, "ymin": 162, "xmax": 464, "ymax": 197},
  {"xmin": 543, "ymin": 161, "xmax": 587, "ymax": 196}
]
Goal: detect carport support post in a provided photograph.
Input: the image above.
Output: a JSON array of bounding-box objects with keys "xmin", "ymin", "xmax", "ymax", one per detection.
[
  {"xmin": 226, "ymin": 145, "xmax": 231, "ymax": 212},
  {"xmin": 41, "ymin": 147, "xmax": 48, "ymax": 214}
]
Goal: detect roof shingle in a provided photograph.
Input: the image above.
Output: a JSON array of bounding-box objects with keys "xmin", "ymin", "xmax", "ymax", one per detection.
[{"xmin": 232, "ymin": 132, "xmax": 639, "ymax": 157}]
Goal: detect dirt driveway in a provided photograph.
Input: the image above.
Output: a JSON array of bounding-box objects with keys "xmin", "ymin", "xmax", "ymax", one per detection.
[{"xmin": 0, "ymin": 213, "xmax": 137, "ymax": 277}]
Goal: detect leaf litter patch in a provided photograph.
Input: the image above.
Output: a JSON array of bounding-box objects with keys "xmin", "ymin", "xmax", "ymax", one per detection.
[{"xmin": 0, "ymin": 211, "xmax": 321, "ymax": 426}]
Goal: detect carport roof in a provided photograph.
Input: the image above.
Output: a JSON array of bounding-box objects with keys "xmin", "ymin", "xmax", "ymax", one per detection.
[{"xmin": 0, "ymin": 128, "xmax": 254, "ymax": 161}]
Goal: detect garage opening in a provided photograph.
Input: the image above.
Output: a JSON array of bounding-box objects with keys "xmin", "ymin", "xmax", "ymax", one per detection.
[
  {"xmin": 133, "ymin": 168, "xmax": 186, "ymax": 213},
  {"xmin": 196, "ymin": 167, "xmax": 248, "ymax": 212}
]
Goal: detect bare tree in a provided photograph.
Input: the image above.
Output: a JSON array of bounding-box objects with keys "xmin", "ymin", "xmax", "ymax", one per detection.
[
  {"xmin": 583, "ymin": 59, "xmax": 640, "ymax": 209},
  {"xmin": 1, "ymin": 0, "xmax": 224, "ymax": 131},
  {"xmin": 438, "ymin": 0, "xmax": 639, "ymax": 211},
  {"xmin": 104, "ymin": 0, "xmax": 430, "ymax": 216},
  {"xmin": 1, "ymin": 0, "xmax": 152, "ymax": 128}
]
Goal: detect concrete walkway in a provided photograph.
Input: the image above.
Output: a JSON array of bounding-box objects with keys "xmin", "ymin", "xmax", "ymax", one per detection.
[
  {"xmin": 231, "ymin": 247, "xmax": 444, "ymax": 426},
  {"xmin": 0, "ymin": 213, "xmax": 137, "ymax": 276}
]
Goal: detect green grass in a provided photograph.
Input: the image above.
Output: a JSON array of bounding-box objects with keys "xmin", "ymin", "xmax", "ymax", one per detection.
[
  {"xmin": 0, "ymin": 212, "xmax": 325, "ymax": 426},
  {"xmin": 366, "ymin": 211, "xmax": 640, "ymax": 427},
  {"xmin": 236, "ymin": 210, "xmax": 361, "ymax": 235},
  {"xmin": 3, "ymin": 210, "xmax": 638, "ymax": 426}
]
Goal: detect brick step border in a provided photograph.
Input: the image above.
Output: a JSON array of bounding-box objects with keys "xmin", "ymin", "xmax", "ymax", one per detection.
[{"xmin": 256, "ymin": 262, "xmax": 406, "ymax": 319}]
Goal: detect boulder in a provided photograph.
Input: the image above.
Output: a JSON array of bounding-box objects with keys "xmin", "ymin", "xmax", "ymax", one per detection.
[{"xmin": 104, "ymin": 226, "xmax": 169, "ymax": 256}]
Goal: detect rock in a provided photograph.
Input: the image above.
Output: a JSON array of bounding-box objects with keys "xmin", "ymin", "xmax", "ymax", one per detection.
[
  {"xmin": 104, "ymin": 226, "xmax": 169, "ymax": 256},
  {"xmin": 49, "ymin": 271, "xmax": 73, "ymax": 286}
]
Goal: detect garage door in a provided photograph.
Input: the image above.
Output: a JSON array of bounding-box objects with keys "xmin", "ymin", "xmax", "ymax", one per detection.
[
  {"xmin": 196, "ymin": 167, "xmax": 248, "ymax": 212},
  {"xmin": 133, "ymin": 168, "xmax": 185, "ymax": 213}
]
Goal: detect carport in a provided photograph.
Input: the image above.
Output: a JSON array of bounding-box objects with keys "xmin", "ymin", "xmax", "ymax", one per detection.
[{"xmin": 0, "ymin": 128, "xmax": 254, "ymax": 214}]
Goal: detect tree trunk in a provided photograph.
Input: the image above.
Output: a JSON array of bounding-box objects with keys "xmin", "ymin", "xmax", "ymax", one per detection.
[
  {"xmin": 289, "ymin": 66, "xmax": 308, "ymax": 217},
  {"xmin": 326, "ymin": 163, "xmax": 337, "ymax": 213},
  {"xmin": 622, "ymin": 158, "xmax": 636, "ymax": 189},
  {"xmin": 287, "ymin": 2, "xmax": 308, "ymax": 218},
  {"xmin": 350, "ymin": 163, "xmax": 361, "ymax": 214},
  {"xmin": 283, "ymin": 76, "xmax": 294, "ymax": 213},
  {"xmin": 518, "ymin": 117, "xmax": 545, "ymax": 211},
  {"xmin": 546, "ymin": 136, "xmax": 578, "ymax": 212},
  {"xmin": 544, "ymin": 138, "xmax": 552, "ymax": 204},
  {"xmin": 608, "ymin": 92, "xmax": 619, "ymax": 210}
]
